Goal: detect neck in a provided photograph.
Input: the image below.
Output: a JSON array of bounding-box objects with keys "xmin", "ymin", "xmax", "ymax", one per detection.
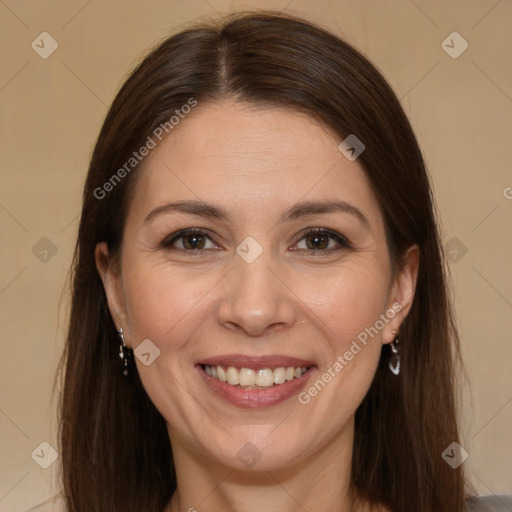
[{"xmin": 165, "ymin": 416, "xmax": 375, "ymax": 512}]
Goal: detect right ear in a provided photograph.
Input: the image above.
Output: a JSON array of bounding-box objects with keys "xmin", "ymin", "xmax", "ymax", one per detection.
[{"xmin": 95, "ymin": 242, "xmax": 129, "ymax": 342}]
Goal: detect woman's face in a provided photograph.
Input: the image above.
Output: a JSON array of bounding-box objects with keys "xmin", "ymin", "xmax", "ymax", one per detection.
[{"xmin": 97, "ymin": 100, "xmax": 417, "ymax": 472}]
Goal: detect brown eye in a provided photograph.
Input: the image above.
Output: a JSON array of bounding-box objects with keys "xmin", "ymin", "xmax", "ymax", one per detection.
[
  {"xmin": 160, "ymin": 229, "xmax": 217, "ymax": 251},
  {"xmin": 182, "ymin": 233, "xmax": 206, "ymax": 250},
  {"xmin": 293, "ymin": 228, "xmax": 351, "ymax": 253},
  {"xmin": 304, "ymin": 232, "xmax": 330, "ymax": 250}
]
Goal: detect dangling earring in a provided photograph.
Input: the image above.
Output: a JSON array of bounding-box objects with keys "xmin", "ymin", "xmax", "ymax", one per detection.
[
  {"xmin": 389, "ymin": 330, "xmax": 401, "ymax": 376},
  {"xmin": 117, "ymin": 328, "xmax": 132, "ymax": 376}
]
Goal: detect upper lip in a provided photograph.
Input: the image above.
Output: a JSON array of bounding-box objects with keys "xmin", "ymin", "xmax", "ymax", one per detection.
[{"xmin": 197, "ymin": 354, "xmax": 317, "ymax": 370}]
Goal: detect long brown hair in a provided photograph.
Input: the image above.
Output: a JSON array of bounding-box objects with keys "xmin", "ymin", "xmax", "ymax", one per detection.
[{"xmin": 58, "ymin": 11, "xmax": 470, "ymax": 511}]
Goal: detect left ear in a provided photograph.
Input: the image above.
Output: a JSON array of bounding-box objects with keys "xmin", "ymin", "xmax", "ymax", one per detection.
[
  {"xmin": 95, "ymin": 242, "xmax": 131, "ymax": 345},
  {"xmin": 382, "ymin": 244, "xmax": 420, "ymax": 344}
]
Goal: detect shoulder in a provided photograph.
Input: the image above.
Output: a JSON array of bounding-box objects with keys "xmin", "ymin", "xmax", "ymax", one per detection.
[
  {"xmin": 28, "ymin": 494, "xmax": 512, "ymax": 512},
  {"xmin": 466, "ymin": 495, "xmax": 512, "ymax": 511},
  {"xmin": 27, "ymin": 493, "xmax": 67, "ymax": 512}
]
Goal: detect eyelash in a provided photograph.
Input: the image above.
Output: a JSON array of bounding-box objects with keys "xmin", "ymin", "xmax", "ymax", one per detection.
[{"xmin": 159, "ymin": 227, "xmax": 352, "ymax": 255}]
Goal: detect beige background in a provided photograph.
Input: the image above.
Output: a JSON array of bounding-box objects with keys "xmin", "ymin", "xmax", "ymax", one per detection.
[{"xmin": 0, "ymin": 0, "xmax": 511, "ymax": 510}]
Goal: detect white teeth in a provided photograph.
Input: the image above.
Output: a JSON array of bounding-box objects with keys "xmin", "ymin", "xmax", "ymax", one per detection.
[
  {"xmin": 273, "ymin": 367, "xmax": 286, "ymax": 384},
  {"xmin": 226, "ymin": 366, "xmax": 240, "ymax": 385},
  {"xmin": 239, "ymin": 368, "xmax": 255, "ymax": 386},
  {"xmin": 255, "ymin": 368, "xmax": 273, "ymax": 387},
  {"xmin": 204, "ymin": 365, "xmax": 309, "ymax": 388},
  {"xmin": 217, "ymin": 366, "xmax": 227, "ymax": 383}
]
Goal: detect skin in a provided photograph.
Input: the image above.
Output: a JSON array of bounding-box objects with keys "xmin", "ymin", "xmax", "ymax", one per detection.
[{"xmin": 96, "ymin": 100, "xmax": 419, "ymax": 512}]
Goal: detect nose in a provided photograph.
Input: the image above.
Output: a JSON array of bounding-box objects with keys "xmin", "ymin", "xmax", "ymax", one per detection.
[{"xmin": 216, "ymin": 253, "xmax": 297, "ymax": 337}]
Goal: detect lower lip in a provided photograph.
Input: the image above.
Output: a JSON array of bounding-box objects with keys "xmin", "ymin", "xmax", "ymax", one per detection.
[{"xmin": 196, "ymin": 365, "xmax": 316, "ymax": 409}]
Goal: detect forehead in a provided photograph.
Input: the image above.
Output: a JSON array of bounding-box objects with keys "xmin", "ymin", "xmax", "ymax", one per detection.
[{"xmin": 127, "ymin": 100, "xmax": 381, "ymax": 228}]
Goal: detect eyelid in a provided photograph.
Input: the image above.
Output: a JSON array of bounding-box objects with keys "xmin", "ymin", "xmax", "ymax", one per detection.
[
  {"xmin": 160, "ymin": 227, "xmax": 352, "ymax": 253},
  {"xmin": 290, "ymin": 227, "xmax": 352, "ymax": 252},
  {"xmin": 160, "ymin": 228, "xmax": 219, "ymax": 250}
]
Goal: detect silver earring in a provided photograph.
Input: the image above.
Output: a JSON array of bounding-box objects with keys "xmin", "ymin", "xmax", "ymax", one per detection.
[
  {"xmin": 389, "ymin": 330, "xmax": 401, "ymax": 376},
  {"xmin": 117, "ymin": 328, "xmax": 132, "ymax": 376}
]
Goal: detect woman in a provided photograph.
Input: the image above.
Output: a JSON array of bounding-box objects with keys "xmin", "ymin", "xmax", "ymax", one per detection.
[{"xmin": 43, "ymin": 11, "xmax": 511, "ymax": 512}]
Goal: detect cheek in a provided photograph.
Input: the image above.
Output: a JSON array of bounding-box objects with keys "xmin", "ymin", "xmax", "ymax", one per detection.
[
  {"xmin": 300, "ymin": 259, "xmax": 390, "ymax": 345},
  {"xmin": 118, "ymin": 249, "xmax": 391, "ymax": 461},
  {"xmin": 120, "ymin": 260, "xmax": 217, "ymax": 419},
  {"xmin": 290, "ymin": 264, "xmax": 389, "ymax": 436},
  {"xmin": 121, "ymin": 257, "xmax": 222, "ymax": 350},
  {"xmin": 122, "ymin": 251, "xmax": 391, "ymax": 357}
]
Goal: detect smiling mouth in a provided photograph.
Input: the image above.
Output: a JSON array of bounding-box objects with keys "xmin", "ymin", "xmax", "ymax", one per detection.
[{"xmin": 201, "ymin": 364, "xmax": 311, "ymax": 389}]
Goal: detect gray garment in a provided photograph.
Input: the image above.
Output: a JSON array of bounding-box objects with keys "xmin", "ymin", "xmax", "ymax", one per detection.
[{"xmin": 466, "ymin": 495, "xmax": 512, "ymax": 511}]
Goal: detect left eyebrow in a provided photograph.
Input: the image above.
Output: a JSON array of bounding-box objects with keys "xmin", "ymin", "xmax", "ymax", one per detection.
[
  {"xmin": 280, "ymin": 199, "xmax": 371, "ymax": 232},
  {"xmin": 144, "ymin": 198, "xmax": 371, "ymax": 231}
]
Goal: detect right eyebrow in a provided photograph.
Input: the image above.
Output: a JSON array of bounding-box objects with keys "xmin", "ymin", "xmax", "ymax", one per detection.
[{"xmin": 144, "ymin": 200, "xmax": 229, "ymax": 224}]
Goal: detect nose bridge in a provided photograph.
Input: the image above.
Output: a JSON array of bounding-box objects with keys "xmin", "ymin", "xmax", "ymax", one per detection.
[
  {"xmin": 217, "ymin": 246, "xmax": 297, "ymax": 336},
  {"xmin": 235, "ymin": 253, "xmax": 278, "ymax": 304}
]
